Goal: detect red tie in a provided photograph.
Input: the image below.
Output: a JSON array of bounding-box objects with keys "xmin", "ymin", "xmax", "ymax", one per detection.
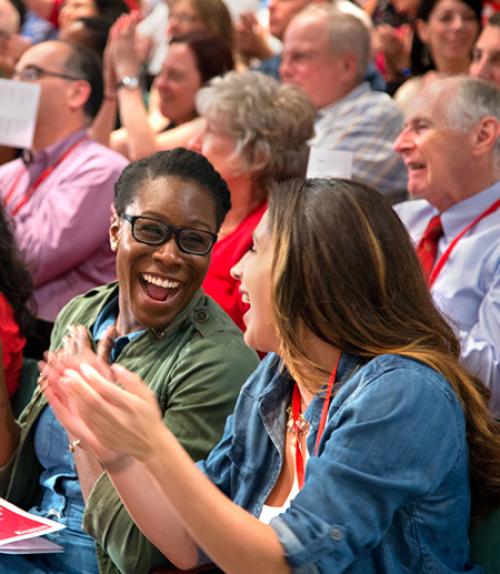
[{"xmin": 416, "ymin": 215, "xmax": 443, "ymax": 280}]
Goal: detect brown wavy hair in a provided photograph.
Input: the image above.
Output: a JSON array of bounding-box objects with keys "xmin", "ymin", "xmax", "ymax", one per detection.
[{"xmin": 268, "ymin": 177, "xmax": 500, "ymax": 519}]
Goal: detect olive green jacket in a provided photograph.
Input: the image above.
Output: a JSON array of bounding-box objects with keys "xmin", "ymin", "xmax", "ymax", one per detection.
[{"xmin": 0, "ymin": 283, "xmax": 258, "ymax": 574}]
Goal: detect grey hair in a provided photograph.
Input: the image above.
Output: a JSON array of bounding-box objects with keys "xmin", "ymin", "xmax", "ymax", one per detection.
[
  {"xmin": 298, "ymin": 4, "xmax": 372, "ymax": 83},
  {"xmin": 431, "ymin": 76, "xmax": 500, "ymax": 165},
  {"xmin": 196, "ymin": 71, "xmax": 315, "ymax": 186}
]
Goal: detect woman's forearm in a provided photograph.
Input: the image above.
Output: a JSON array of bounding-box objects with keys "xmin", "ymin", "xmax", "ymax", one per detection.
[
  {"xmin": 89, "ymin": 96, "xmax": 118, "ymax": 147},
  {"xmin": 127, "ymin": 425, "xmax": 290, "ymax": 574},
  {"xmin": 115, "ymin": 88, "xmax": 159, "ymax": 160},
  {"xmin": 106, "ymin": 457, "xmax": 200, "ymax": 570},
  {"xmin": 74, "ymin": 444, "xmax": 107, "ymax": 501}
]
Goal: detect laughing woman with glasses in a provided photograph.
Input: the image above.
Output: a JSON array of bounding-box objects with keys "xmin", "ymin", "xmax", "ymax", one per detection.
[{"xmin": 0, "ymin": 148, "xmax": 258, "ymax": 574}]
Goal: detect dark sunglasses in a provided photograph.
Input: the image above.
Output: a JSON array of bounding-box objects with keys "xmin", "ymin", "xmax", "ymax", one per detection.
[{"xmin": 122, "ymin": 214, "xmax": 217, "ymax": 256}]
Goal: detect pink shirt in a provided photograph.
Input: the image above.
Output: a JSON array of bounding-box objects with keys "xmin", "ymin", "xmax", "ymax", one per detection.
[{"xmin": 0, "ymin": 130, "xmax": 128, "ymax": 321}]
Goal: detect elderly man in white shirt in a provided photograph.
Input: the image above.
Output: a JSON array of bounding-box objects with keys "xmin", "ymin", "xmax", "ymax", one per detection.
[{"xmin": 394, "ymin": 75, "xmax": 500, "ymax": 415}]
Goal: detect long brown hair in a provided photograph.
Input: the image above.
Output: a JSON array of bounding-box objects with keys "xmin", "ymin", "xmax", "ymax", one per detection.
[{"xmin": 268, "ymin": 177, "xmax": 500, "ymax": 518}]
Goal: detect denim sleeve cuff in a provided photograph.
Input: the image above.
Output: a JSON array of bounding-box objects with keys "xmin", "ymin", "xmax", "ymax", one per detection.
[{"xmin": 270, "ymin": 514, "xmax": 351, "ymax": 572}]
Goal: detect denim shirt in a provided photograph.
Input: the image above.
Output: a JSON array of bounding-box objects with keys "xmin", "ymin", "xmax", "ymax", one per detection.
[
  {"xmin": 198, "ymin": 353, "xmax": 482, "ymax": 573},
  {"xmin": 92, "ymin": 295, "xmax": 144, "ymax": 361},
  {"xmin": 29, "ymin": 406, "xmax": 99, "ymax": 573}
]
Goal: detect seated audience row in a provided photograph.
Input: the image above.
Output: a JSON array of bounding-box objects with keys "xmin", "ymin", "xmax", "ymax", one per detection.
[
  {"xmin": 0, "ymin": 36, "xmax": 315, "ymax": 335},
  {"xmin": 41, "ymin": 171, "xmax": 500, "ymax": 574},
  {"xmin": 0, "ymin": 60, "xmax": 498, "ymax": 574},
  {"xmin": 0, "ymin": 0, "xmax": 498, "ymax": 570}
]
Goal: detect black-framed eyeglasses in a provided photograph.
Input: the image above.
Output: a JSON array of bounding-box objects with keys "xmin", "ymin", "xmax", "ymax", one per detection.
[
  {"xmin": 13, "ymin": 65, "xmax": 82, "ymax": 82},
  {"xmin": 122, "ymin": 214, "xmax": 217, "ymax": 256}
]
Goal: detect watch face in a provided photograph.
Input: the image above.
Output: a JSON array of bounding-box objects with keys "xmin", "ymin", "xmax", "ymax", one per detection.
[{"xmin": 119, "ymin": 76, "xmax": 139, "ymax": 89}]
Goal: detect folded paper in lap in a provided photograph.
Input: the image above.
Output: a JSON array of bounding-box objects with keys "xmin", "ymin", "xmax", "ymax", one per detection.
[{"xmin": 0, "ymin": 497, "xmax": 65, "ymax": 554}]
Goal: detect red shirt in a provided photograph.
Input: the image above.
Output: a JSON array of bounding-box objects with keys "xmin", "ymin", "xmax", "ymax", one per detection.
[
  {"xmin": 0, "ymin": 292, "xmax": 26, "ymax": 397},
  {"xmin": 203, "ymin": 202, "xmax": 267, "ymax": 331}
]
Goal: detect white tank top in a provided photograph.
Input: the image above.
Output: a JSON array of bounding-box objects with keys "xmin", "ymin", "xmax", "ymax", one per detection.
[{"xmin": 259, "ymin": 445, "xmax": 309, "ymax": 524}]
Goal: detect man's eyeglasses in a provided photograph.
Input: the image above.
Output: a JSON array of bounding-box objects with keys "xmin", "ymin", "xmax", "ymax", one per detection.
[
  {"xmin": 13, "ymin": 65, "xmax": 82, "ymax": 82},
  {"xmin": 122, "ymin": 214, "xmax": 217, "ymax": 256}
]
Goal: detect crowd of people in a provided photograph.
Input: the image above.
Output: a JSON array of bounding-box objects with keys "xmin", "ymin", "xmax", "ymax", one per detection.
[{"xmin": 0, "ymin": 0, "xmax": 499, "ymax": 573}]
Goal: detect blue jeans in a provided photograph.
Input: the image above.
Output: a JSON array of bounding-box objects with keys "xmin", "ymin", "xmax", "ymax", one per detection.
[{"xmin": 0, "ymin": 527, "xmax": 99, "ymax": 574}]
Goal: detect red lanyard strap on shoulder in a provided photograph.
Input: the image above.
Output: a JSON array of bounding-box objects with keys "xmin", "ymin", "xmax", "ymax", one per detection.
[
  {"xmin": 2, "ymin": 136, "xmax": 88, "ymax": 217},
  {"xmin": 291, "ymin": 353, "xmax": 341, "ymax": 489},
  {"xmin": 314, "ymin": 354, "xmax": 341, "ymax": 456},
  {"xmin": 429, "ymin": 199, "xmax": 500, "ymax": 286}
]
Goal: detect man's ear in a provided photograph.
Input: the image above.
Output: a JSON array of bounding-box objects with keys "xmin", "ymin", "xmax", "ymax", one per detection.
[
  {"xmin": 67, "ymin": 79, "xmax": 92, "ymax": 113},
  {"xmin": 109, "ymin": 208, "xmax": 121, "ymax": 252},
  {"xmin": 471, "ymin": 116, "xmax": 500, "ymax": 157},
  {"xmin": 340, "ymin": 52, "xmax": 358, "ymax": 84}
]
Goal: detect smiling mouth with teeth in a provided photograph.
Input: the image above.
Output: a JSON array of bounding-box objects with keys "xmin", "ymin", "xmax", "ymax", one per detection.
[{"xmin": 140, "ymin": 272, "xmax": 181, "ymax": 302}]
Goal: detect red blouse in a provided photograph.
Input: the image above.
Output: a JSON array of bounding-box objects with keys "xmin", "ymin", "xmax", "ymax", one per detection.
[
  {"xmin": 0, "ymin": 292, "xmax": 26, "ymax": 397},
  {"xmin": 203, "ymin": 202, "xmax": 267, "ymax": 331}
]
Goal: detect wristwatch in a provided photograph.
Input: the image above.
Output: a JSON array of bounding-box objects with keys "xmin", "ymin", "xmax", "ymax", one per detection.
[{"xmin": 117, "ymin": 76, "xmax": 140, "ymax": 90}]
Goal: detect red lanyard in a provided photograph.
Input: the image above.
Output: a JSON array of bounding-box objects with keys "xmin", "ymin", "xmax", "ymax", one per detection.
[
  {"xmin": 2, "ymin": 136, "xmax": 87, "ymax": 217},
  {"xmin": 429, "ymin": 199, "xmax": 500, "ymax": 286},
  {"xmin": 290, "ymin": 353, "xmax": 341, "ymax": 489}
]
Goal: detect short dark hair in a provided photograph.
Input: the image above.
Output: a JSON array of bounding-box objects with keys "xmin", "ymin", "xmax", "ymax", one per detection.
[
  {"xmin": 170, "ymin": 33, "xmax": 234, "ymax": 85},
  {"xmin": 62, "ymin": 40, "xmax": 103, "ymax": 119},
  {"xmin": 114, "ymin": 148, "xmax": 231, "ymax": 230}
]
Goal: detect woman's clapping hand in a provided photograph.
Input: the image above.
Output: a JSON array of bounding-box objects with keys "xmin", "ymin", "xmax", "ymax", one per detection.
[{"xmin": 41, "ymin": 349, "xmax": 165, "ymax": 470}]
